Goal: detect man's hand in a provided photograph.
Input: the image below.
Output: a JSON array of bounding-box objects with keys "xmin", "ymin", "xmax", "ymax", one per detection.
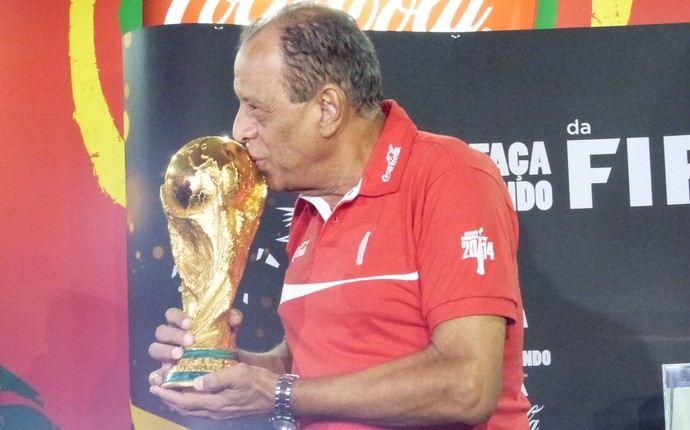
[
  {"xmin": 148, "ymin": 307, "xmax": 279, "ymax": 419},
  {"xmin": 149, "ymin": 362, "xmax": 279, "ymax": 419},
  {"xmin": 147, "ymin": 307, "xmax": 244, "ymax": 387}
]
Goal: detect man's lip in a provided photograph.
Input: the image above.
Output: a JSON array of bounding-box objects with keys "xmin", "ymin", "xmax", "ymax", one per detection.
[
  {"xmin": 247, "ymin": 152, "xmax": 262, "ymax": 163},
  {"xmin": 245, "ymin": 147, "xmax": 266, "ymax": 168}
]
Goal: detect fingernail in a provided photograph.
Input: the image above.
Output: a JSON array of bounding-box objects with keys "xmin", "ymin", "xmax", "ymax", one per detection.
[
  {"xmin": 172, "ymin": 347, "xmax": 184, "ymax": 359},
  {"xmin": 183, "ymin": 333, "xmax": 194, "ymax": 346},
  {"xmin": 193, "ymin": 377, "xmax": 204, "ymax": 391},
  {"xmin": 181, "ymin": 318, "xmax": 193, "ymax": 330}
]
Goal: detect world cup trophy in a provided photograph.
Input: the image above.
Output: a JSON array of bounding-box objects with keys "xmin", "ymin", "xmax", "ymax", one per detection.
[{"xmin": 159, "ymin": 136, "xmax": 267, "ymax": 388}]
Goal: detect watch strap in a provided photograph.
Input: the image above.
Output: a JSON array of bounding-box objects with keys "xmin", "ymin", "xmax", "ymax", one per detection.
[{"xmin": 270, "ymin": 373, "xmax": 300, "ymax": 429}]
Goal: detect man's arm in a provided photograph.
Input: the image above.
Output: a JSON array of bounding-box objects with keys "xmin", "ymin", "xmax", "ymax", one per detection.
[
  {"xmin": 151, "ymin": 313, "xmax": 506, "ymax": 426},
  {"xmin": 291, "ymin": 314, "xmax": 506, "ymax": 426}
]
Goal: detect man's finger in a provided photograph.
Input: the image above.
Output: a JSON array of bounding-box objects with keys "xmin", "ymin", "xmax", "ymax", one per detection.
[
  {"xmin": 228, "ymin": 309, "xmax": 243, "ymax": 328},
  {"xmin": 148, "ymin": 363, "xmax": 174, "ymax": 386},
  {"xmin": 150, "ymin": 385, "xmax": 214, "ymax": 411},
  {"xmin": 148, "ymin": 342, "xmax": 185, "ymax": 361},
  {"xmin": 154, "ymin": 324, "xmax": 194, "ymax": 346},
  {"xmin": 165, "ymin": 307, "xmax": 193, "ymax": 329},
  {"xmin": 193, "ymin": 367, "xmax": 233, "ymax": 393},
  {"xmin": 149, "ymin": 370, "xmax": 164, "ymax": 386}
]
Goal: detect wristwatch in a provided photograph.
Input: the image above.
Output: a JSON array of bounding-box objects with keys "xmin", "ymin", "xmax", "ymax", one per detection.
[{"xmin": 269, "ymin": 373, "xmax": 300, "ymax": 430}]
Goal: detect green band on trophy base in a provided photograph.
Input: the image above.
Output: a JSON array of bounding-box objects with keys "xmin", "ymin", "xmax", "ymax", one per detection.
[
  {"xmin": 182, "ymin": 349, "xmax": 239, "ymax": 360},
  {"xmin": 160, "ymin": 349, "xmax": 240, "ymax": 389}
]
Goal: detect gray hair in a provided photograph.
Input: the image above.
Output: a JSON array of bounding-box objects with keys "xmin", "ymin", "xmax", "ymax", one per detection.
[{"xmin": 239, "ymin": 3, "xmax": 384, "ymax": 115}]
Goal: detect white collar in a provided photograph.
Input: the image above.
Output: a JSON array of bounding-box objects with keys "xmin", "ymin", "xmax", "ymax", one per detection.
[{"xmin": 299, "ymin": 179, "xmax": 362, "ymax": 221}]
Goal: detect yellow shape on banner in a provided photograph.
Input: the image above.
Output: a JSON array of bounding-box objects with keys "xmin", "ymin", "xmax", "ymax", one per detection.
[
  {"xmin": 592, "ymin": 0, "xmax": 633, "ymax": 26},
  {"xmin": 131, "ymin": 403, "xmax": 190, "ymax": 430},
  {"xmin": 69, "ymin": 0, "xmax": 126, "ymax": 207}
]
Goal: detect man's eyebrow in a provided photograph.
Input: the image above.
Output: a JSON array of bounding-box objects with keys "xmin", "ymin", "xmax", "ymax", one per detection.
[{"xmin": 236, "ymin": 94, "xmax": 261, "ymax": 106}]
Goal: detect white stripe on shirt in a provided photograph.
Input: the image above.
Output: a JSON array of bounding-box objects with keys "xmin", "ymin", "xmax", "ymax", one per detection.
[{"xmin": 281, "ymin": 272, "xmax": 419, "ymax": 303}]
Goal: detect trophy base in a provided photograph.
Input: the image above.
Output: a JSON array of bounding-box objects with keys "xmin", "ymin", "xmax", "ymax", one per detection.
[{"xmin": 161, "ymin": 348, "xmax": 239, "ymax": 389}]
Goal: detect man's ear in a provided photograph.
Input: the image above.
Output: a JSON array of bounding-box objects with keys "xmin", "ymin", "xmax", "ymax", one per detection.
[{"xmin": 317, "ymin": 85, "xmax": 345, "ymax": 138}]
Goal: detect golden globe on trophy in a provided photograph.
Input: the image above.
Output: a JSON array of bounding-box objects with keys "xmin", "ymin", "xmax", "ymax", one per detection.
[{"xmin": 159, "ymin": 136, "xmax": 267, "ymax": 389}]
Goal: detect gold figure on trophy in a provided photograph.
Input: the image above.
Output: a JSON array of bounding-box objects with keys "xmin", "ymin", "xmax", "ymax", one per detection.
[{"xmin": 159, "ymin": 136, "xmax": 267, "ymax": 388}]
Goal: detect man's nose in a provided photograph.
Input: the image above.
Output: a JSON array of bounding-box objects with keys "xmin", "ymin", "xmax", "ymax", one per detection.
[{"xmin": 232, "ymin": 106, "xmax": 258, "ymax": 143}]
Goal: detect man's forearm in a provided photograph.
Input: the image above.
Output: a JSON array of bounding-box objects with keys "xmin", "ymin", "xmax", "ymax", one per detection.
[
  {"xmin": 289, "ymin": 316, "xmax": 505, "ymax": 426},
  {"xmin": 237, "ymin": 340, "xmax": 292, "ymax": 374}
]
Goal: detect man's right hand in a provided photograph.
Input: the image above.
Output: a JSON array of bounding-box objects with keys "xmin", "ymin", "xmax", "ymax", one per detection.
[
  {"xmin": 148, "ymin": 308, "xmax": 194, "ymax": 387},
  {"xmin": 147, "ymin": 307, "xmax": 244, "ymax": 387}
]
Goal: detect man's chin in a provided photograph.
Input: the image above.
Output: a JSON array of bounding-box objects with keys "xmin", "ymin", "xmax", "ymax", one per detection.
[
  {"xmin": 262, "ymin": 175, "xmax": 300, "ymax": 194},
  {"xmin": 265, "ymin": 177, "xmax": 285, "ymax": 193}
]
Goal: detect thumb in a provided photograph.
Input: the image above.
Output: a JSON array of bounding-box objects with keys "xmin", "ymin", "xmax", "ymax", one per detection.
[
  {"xmin": 193, "ymin": 374, "xmax": 212, "ymax": 392},
  {"xmin": 194, "ymin": 367, "xmax": 235, "ymax": 392}
]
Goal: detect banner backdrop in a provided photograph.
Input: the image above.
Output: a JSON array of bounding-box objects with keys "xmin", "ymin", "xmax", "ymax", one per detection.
[
  {"xmin": 2, "ymin": 1, "xmax": 689, "ymax": 430},
  {"xmin": 125, "ymin": 22, "xmax": 690, "ymax": 430},
  {"xmin": 0, "ymin": 1, "xmax": 129, "ymax": 429}
]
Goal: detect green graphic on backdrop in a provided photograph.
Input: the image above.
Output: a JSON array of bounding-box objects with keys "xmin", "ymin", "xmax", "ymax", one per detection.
[
  {"xmin": 0, "ymin": 367, "xmax": 61, "ymax": 430},
  {"xmin": 535, "ymin": 0, "xmax": 559, "ymax": 28}
]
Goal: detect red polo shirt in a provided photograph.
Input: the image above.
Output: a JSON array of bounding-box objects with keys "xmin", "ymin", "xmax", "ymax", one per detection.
[{"xmin": 279, "ymin": 100, "xmax": 529, "ymax": 430}]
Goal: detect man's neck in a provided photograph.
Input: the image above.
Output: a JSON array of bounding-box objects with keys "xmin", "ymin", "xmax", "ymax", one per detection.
[{"xmin": 317, "ymin": 110, "xmax": 385, "ymax": 208}]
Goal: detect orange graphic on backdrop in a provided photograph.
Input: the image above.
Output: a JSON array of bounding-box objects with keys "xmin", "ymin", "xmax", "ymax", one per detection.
[{"xmin": 144, "ymin": 0, "xmax": 537, "ymax": 32}]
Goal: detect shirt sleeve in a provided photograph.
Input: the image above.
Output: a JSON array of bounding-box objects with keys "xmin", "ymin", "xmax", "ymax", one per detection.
[{"xmin": 416, "ymin": 160, "xmax": 521, "ymax": 331}]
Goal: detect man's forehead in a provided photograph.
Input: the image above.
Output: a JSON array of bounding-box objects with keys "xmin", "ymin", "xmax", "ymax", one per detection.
[
  {"xmin": 234, "ymin": 51, "xmax": 282, "ymax": 84},
  {"xmin": 239, "ymin": 24, "xmax": 280, "ymax": 56},
  {"xmin": 234, "ymin": 54, "xmax": 284, "ymax": 101},
  {"xmin": 235, "ymin": 31, "xmax": 282, "ymax": 73}
]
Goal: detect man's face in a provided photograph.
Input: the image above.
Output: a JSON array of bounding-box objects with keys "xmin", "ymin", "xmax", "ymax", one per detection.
[{"xmin": 232, "ymin": 27, "xmax": 327, "ymax": 194}]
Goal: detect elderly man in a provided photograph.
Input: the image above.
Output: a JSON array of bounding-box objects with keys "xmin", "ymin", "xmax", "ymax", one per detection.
[{"xmin": 149, "ymin": 3, "xmax": 530, "ymax": 429}]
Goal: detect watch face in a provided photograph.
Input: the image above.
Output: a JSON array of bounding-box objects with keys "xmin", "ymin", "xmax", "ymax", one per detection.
[{"xmin": 271, "ymin": 418, "xmax": 297, "ymax": 430}]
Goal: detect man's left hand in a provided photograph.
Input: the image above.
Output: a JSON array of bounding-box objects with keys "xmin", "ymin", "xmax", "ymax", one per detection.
[{"xmin": 149, "ymin": 363, "xmax": 279, "ymax": 419}]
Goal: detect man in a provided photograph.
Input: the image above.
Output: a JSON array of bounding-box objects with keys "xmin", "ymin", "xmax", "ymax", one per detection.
[{"xmin": 149, "ymin": 3, "xmax": 530, "ymax": 429}]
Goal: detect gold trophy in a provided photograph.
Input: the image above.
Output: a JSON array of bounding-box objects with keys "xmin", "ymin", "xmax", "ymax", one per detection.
[{"xmin": 159, "ymin": 136, "xmax": 267, "ymax": 388}]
